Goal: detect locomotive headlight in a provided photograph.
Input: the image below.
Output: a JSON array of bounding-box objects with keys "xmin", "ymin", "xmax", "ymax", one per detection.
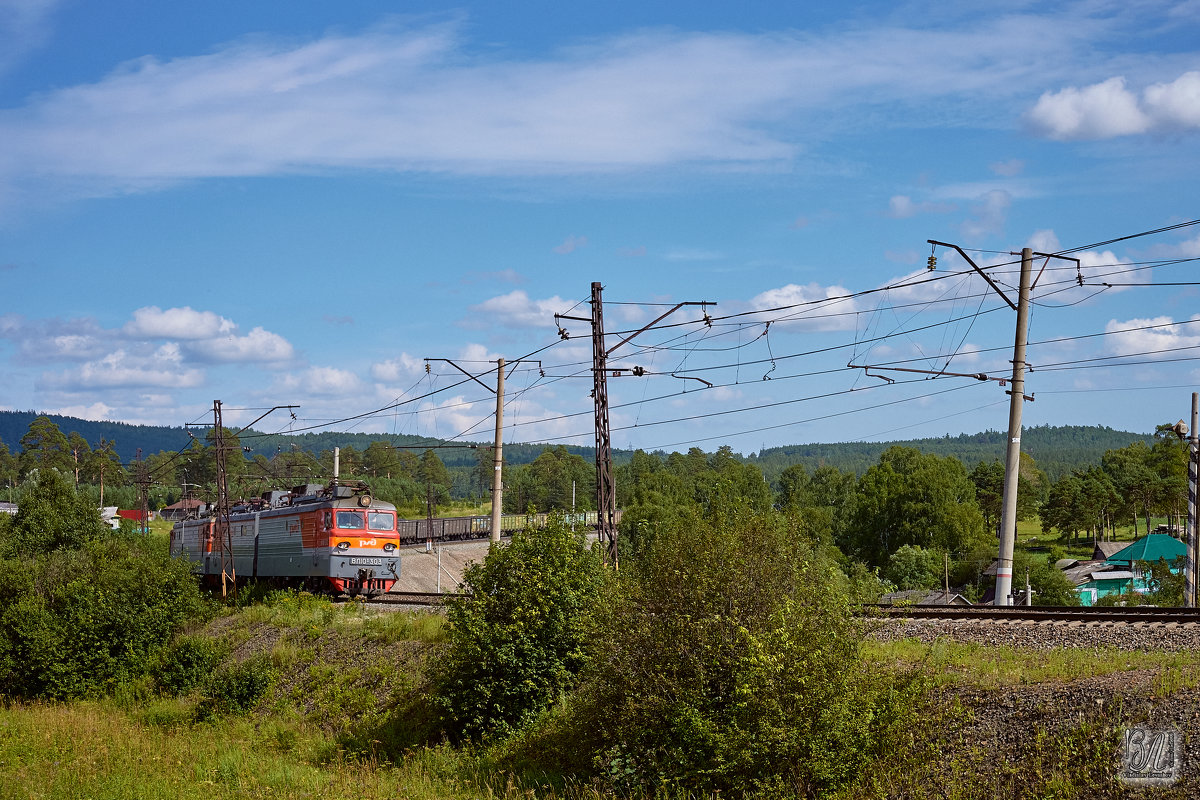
[
  {"xmin": 383, "ymin": 543, "xmax": 396, "ymax": 553},
  {"xmin": 337, "ymin": 541, "xmax": 350, "ymax": 550}
]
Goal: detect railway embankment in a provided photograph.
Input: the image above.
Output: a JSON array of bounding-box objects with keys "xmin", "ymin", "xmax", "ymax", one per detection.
[
  {"xmin": 870, "ymin": 615, "xmax": 1200, "ymax": 651},
  {"xmin": 861, "ymin": 613, "xmax": 1200, "ymax": 797}
]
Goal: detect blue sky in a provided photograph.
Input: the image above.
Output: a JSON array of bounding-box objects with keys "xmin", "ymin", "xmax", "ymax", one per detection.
[{"xmin": 2, "ymin": 0, "xmax": 1199, "ymax": 455}]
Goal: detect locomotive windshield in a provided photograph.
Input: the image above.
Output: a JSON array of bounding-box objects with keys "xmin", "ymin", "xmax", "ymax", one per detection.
[
  {"xmin": 368, "ymin": 511, "xmax": 395, "ymax": 532},
  {"xmin": 335, "ymin": 510, "xmax": 365, "ymax": 529}
]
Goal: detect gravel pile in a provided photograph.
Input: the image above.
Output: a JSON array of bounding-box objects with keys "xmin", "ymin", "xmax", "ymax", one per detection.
[{"xmin": 868, "ymin": 618, "xmax": 1200, "ymax": 652}]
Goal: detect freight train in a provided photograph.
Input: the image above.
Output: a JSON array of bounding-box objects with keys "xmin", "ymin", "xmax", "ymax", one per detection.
[
  {"xmin": 396, "ymin": 509, "xmax": 615, "ymax": 544},
  {"xmin": 169, "ymin": 481, "xmax": 400, "ymax": 596}
]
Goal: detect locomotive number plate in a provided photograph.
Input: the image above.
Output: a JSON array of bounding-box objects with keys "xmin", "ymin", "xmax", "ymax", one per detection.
[{"xmin": 350, "ymin": 557, "xmax": 383, "ymax": 565}]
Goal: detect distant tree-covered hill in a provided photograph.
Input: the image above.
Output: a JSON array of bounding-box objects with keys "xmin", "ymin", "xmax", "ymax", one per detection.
[
  {"xmin": 0, "ymin": 410, "xmax": 194, "ymax": 463},
  {"xmin": 0, "ymin": 410, "xmax": 1153, "ymax": 481},
  {"xmin": 746, "ymin": 424, "xmax": 1155, "ymax": 485},
  {"xmin": 0, "ymin": 410, "xmax": 596, "ymax": 469}
]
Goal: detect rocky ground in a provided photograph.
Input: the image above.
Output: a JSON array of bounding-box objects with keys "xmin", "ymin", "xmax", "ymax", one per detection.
[
  {"xmin": 870, "ymin": 618, "xmax": 1200, "ymax": 798},
  {"xmin": 869, "ymin": 617, "xmax": 1200, "ymax": 651}
]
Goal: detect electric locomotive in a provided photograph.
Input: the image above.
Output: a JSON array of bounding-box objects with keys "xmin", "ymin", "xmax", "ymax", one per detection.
[{"xmin": 169, "ymin": 481, "xmax": 400, "ymax": 596}]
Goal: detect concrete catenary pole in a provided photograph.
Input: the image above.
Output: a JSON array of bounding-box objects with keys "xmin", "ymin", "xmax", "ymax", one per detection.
[
  {"xmin": 994, "ymin": 247, "xmax": 1034, "ymax": 606},
  {"xmin": 490, "ymin": 358, "xmax": 505, "ymax": 544},
  {"xmin": 1187, "ymin": 393, "xmax": 1198, "ymax": 607}
]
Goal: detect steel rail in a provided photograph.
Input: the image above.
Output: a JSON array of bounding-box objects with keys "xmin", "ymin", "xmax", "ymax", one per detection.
[
  {"xmin": 867, "ymin": 605, "xmax": 1200, "ymax": 624},
  {"xmin": 361, "ymin": 591, "xmax": 470, "ymax": 606}
]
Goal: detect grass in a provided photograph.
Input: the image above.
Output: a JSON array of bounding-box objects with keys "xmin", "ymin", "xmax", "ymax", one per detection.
[
  {"xmin": 865, "ymin": 636, "xmax": 1200, "ymax": 691},
  {"xmin": 227, "ymin": 591, "xmax": 446, "ymax": 643},
  {"xmin": 0, "ymin": 700, "xmax": 632, "ymax": 800},
  {"xmin": 0, "ymin": 701, "xmax": 496, "ymax": 800}
]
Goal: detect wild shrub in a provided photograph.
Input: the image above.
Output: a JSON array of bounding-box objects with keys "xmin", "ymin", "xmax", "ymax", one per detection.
[
  {"xmin": 199, "ymin": 654, "xmax": 278, "ymax": 716},
  {"xmin": 434, "ymin": 515, "xmax": 609, "ymax": 741},
  {"xmin": 153, "ymin": 634, "xmax": 228, "ymax": 696},
  {"xmin": 0, "ymin": 537, "xmax": 206, "ymax": 699},
  {"xmin": 571, "ymin": 493, "xmax": 924, "ymax": 797},
  {"xmin": 0, "ymin": 469, "xmax": 106, "ymax": 557}
]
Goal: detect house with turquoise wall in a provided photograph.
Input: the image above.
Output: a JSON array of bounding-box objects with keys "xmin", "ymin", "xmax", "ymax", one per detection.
[{"xmin": 1075, "ymin": 533, "xmax": 1186, "ymax": 605}]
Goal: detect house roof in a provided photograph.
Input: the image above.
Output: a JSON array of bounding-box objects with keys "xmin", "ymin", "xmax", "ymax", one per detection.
[
  {"xmin": 1093, "ymin": 541, "xmax": 1128, "ymax": 559},
  {"xmin": 880, "ymin": 589, "xmax": 972, "ymax": 606},
  {"xmin": 1088, "ymin": 570, "xmax": 1137, "ymax": 581},
  {"xmin": 1105, "ymin": 533, "xmax": 1186, "ymax": 566},
  {"xmin": 162, "ymin": 498, "xmax": 205, "ymax": 511},
  {"xmin": 1062, "ymin": 559, "xmax": 1110, "ymax": 586}
]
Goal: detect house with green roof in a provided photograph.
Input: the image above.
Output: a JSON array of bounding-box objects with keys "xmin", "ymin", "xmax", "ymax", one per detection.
[
  {"xmin": 1073, "ymin": 533, "xmax": 1186, "ymax": 605},
  {"xmin": 1104, "ymin": 533, "xmax": 1186, "ymax": 568}
]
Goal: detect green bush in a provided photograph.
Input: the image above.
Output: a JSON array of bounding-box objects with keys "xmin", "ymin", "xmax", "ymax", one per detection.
[
  {"xmin": 0, "ymin": 469, "xmax": 106, "ymax": 557},
  {"xmin": 153, "ymin": 634, "xmax": 228, "ymax": 696},
  {"xmin": 200, "ymin": 654, "xmax": 277, "ymax": 716},
  {"xmin": 571, "ymin": 497, "xmax": 923, "ymax": 797},
  {"xmin": 434, "ymin": 515, "xmax": 609, "ymax": 741},
  {"xmin": 0, "ymin": 537, "xmax": 207, "ymax": 699}
]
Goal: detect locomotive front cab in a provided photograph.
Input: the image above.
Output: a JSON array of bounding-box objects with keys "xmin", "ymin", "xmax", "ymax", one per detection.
[{"xmin": 325, "ymin": 494, "xmax": 400, "ymax": 596}]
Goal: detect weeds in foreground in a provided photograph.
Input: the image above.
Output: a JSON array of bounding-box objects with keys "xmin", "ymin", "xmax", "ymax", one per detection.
[{"xmin": 865, "ymin": 637, "xmax": 1200, "ymax": 690}]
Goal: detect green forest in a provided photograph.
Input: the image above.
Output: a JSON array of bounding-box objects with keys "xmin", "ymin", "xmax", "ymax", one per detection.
[{"xmin": 0, "ymin": 410, "xmax": 1155, "ymax": 516}]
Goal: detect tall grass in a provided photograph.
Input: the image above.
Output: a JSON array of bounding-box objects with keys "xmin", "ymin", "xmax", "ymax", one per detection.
[
  {"xmin": 230, "ymin": 591, "xmax": 445, "ymax": 643},
  {"xmin": 0, "ymin": 700, "xmax": 646, "ymax": 800},
  {"xmin": 866, "ymin": 637, "xmax": 1200, "ymax": 690}
]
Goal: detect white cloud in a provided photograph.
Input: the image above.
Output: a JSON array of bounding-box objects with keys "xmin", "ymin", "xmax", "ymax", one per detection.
[
  {"xmin": 886, "ymin": 195, "xmax": 954, "ymax": 219},
  {"xmin": 0, "ymin": 0, "xmax": 61, "ymax": 77},
  {"xmin": 1027, "ymin": 229, "xmax": 1061, "ymax": 253},
  {"xmin": 887, "ymin": 196, "xmax": 919, "ymax": 218},
  {"xmin": 43, "ymin": 401, "xmax": 115, "ymax": 421},
  {"xmin": 185, "ymin": 326, "xmax": 294, "ymax": 364},
  {"xmin": 121, "ymin": 307, "xmax": 292, "ymax": 364},
  {"xmin": 989, "ymin": 159, "xmax": 1024, "ymax": 177},
  {"xmin": 960, "ymin": 189, "xmax": 1011, "ymax": 240},
  {"xmin": 884, "ymin": 249, "xmax": 918, "ymax": 265},
  {"xmin": 38, "ymin": 345, "xmax": 204, "ymax": 390},
  {"xmin": 0, "ymin": 13, "xmax": 1132, "ymax": 197},
  {"xmin": 277, "ymin": 366, "xmax": 364, "ymax": 397},
  {"xmin": 124, "ymin": 306, "xmax": 235, "ymax": 339},
  {"xmin": 461, "ymin": 290, "xmax": 569, "ymax": 330},
  {"xmin": 553, "ymin": 234, "xmax": 587, "ymax": 255},
  {"xmin": 1152, "ymin": 234, "xmax": 1200, "ymax": 259},
  {"xmin": 458, "ymin": 342, "xmax": 500, "ymax": 364},
  {"xmin": 0, "ymin": 315, "xmax": 110, "ymax": 362},
  {"xmin": 370, "ymin": 352, "xmax": 424, "ymax": 382},
  {"xmin": 1143, "ymin": 71, "xmax": 1200, "ymax": 130},
  {"xmin": 748, "ymin": 282, "xmax": 859, "ymax": 331},
  {"xmin": 1028, "ymin": 71, "xmax": 1200, "ymax": 140},
  {"xmin": 1027, "ymin": 76, "xmax": 1149, "ymax": 140},
  {"xmin": 1104, "ymin": 316, "xmax": 1200, "ymax": 358},
  {"xmin": 1079, "ymin": 248, "xmax": 1140, "ymax": 292}
]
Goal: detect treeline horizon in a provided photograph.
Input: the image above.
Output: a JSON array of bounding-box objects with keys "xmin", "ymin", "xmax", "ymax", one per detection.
[{"xmin": 0, "ymin": 409, "xmax": 1153, "ymax": 478}]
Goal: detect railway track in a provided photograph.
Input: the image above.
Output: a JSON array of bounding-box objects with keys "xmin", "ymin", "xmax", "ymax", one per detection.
[
  {"xmin": 358, "ymin": 591, "xmax": 469, "ymax": 607},
  {"xmin": 868, "ymin": 604, "xmax": 1200, "ymax": 625}
]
